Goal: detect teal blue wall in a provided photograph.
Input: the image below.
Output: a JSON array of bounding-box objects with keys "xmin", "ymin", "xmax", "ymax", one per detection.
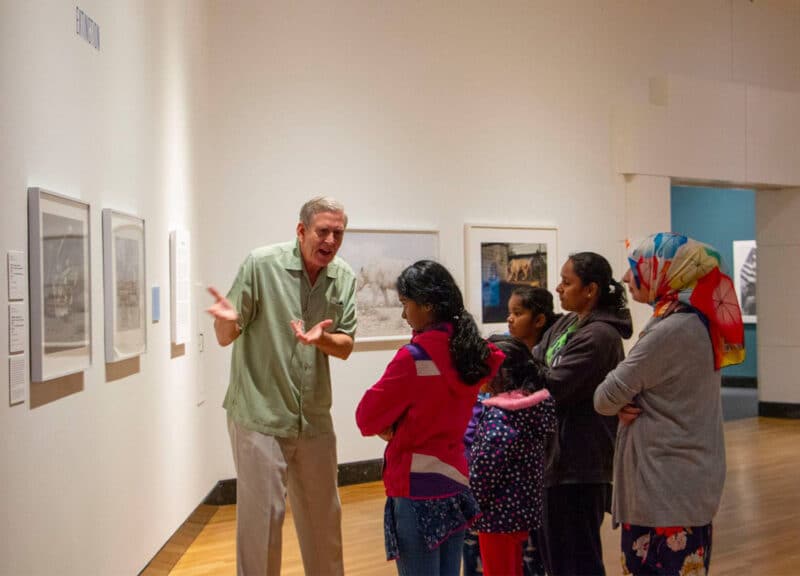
[{"xmin": 670, "ymin": 185, "xmax": 757, "ymax": 379}]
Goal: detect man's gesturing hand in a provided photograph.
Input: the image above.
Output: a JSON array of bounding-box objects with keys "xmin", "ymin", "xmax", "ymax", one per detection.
[
  {"xmin": 291, "ymin": 319, "xmax": 334, "ymax": 346},
  {"xmin": 206, "ymin": 286, "xmax": 238, "ymax": 321}
]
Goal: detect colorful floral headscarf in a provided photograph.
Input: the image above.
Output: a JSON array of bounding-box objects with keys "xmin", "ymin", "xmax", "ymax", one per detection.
[{"xmin": 627, "ymin": 233, "xmax": 745, "ymax": 370}]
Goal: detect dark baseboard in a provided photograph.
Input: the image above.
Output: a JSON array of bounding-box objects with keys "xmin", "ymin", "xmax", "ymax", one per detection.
[
  {"xmin": 203, "ymin": 478, "xmax": 237, "ymax": 506},
  {"xmin": 338, "ymin": 458, "xmax": 383, "ymax": 486},
  {"xmin": 759, "ymin": 402, "xmax": 800, "ymax": 419},
  {"xmin": 198, "ymin": 459, "xmax": 383, "ymax": 508},
  {"xmin": 721, "ymin": 376, "xmax": 757, "ymax": 389}
]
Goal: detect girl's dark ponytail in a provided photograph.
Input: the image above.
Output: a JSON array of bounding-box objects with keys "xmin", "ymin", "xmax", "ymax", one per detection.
[
  {"xmin": 604, "ymin": 278, "xmax": 627, "ymax": 311},
  {"xmin": 450, "ymin": 309, "xmax": 491, "ymax": 385}
]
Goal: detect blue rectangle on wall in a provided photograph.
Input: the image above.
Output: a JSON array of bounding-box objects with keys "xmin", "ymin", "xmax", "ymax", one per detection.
[{"xmin": 152, "ymin": 286, "xmax": 160, "ymax": 323}]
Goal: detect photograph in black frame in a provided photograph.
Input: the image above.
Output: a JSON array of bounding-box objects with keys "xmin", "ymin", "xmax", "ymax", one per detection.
[
  {"xmin": 479, "ymin": 241, "xmax": 549, "ymax": 323},
  {"xmin": 464, "ymin": 224, "xmax": 558, "ymax": 337}
]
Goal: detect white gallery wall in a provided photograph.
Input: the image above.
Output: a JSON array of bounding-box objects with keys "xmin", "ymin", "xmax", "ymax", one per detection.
[
  {"xmin": 2, "ymin": 0, "xmax": 800, "ymax": 573},
  {"xmin": 197, "ymin": 0, "xmax": 800, "ymax": 465},
  {"xmin": 0, "ymin": 1, "xmax": 218, "ymax": 574}
]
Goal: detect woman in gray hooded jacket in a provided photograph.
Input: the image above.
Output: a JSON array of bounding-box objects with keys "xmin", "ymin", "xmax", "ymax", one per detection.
[{"xmin": 533, "ymin": 252, "xmax": 633, "ymax": 576}]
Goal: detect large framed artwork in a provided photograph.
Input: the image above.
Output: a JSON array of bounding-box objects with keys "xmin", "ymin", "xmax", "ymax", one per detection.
[
  {"xmin": 465, "ymin": 224, "xmax": 558, "ymax": 336},
  {"xmin": 337, "ymin": 228, "xmax": 439, "ymax": 341},
  {"xmin": 102, "ymin": 209, "xmax": 147, "ymax": 362},
  {"xmin": 28, "ymin": 187, "xmax": 92, "ymax": 382},
  {"xmin": 733, "ymin": 240, "xmax": 756, "ymax": 324}
]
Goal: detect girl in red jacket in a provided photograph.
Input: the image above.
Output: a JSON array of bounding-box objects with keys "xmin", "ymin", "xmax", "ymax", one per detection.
[{"xmin": 356, "ymin": 260, "xmax": 504, "ymax": 576}]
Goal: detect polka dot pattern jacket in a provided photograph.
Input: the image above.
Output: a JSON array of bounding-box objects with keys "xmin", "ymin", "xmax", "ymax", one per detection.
[{"xmin": 468, "ymin": 389, "xmax": 557, "ymax": 533}]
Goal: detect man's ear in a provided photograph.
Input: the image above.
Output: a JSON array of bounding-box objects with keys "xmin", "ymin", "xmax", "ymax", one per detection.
[{"xmin": 296, "ymin": 221, "xmax": 305, "ymax": 240}]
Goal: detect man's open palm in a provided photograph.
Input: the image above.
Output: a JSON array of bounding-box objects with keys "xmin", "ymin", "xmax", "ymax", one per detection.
[{"xmin": 291, "ymin": 319, "xmax": 333, "ymax": 345}]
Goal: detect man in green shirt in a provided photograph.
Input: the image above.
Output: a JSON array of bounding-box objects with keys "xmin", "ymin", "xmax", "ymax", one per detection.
[{"xmin": 207, "ymin": 197, "xmax": 357, "ymax": 576}]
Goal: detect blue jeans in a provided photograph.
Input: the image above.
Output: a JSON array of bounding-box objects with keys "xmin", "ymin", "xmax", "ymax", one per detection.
[
  {"xmin": 462, "ymin": 528, "xmax": 482, "ymax": 576},
  {"xmin": 393, "ymin": 497, "xmax": 465, "ymax": 576}
]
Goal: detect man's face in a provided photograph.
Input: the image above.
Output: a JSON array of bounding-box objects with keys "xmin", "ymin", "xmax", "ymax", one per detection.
[{"xmin": 297, "ymin": 211, "xmax": 346, "ymax": 276}]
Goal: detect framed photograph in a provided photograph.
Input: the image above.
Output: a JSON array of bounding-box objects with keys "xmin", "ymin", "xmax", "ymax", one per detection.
[
  {"xmin": 103, "ymin": 209, "xmax": 147, "ymax": 362},
  {"xmin": 337, "ymin": 228, "xmax": 439, "ymax": 341},
  {"xmin": 28, "ymin": 187, "xmax": 92, "ymax": 382},
  {"xmin": 733, "ymin": 240, "xmax": 756, "ymax": 324},
  {"xmin": 465, "ymin": 223, "xmax": 558, "ymax": 336}
]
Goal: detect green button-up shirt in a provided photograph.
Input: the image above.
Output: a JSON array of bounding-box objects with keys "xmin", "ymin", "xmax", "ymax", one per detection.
[{"xmin": 222, "ymin": 241, "xmax": 357, "ymax": 438}]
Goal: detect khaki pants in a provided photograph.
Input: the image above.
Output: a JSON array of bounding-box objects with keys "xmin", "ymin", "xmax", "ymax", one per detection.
[{"xmin": 228, "ymin": 416, "xmax": 344, "ymax": 576}]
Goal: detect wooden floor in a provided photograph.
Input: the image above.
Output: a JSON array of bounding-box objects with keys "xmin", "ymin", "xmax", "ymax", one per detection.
[{"xmin": 169, "ymin": 418, "xmax": 800, "ymax": 575}]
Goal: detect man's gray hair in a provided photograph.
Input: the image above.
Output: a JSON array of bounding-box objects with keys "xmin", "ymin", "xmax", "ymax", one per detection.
[{"xmin": 299, "ymin": 196, "xmax": 348, "ymax": 228}]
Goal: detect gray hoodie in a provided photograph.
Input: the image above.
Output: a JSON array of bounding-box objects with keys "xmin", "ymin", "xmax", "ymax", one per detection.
[{"xmin": 534, "ymin": 308, "xmax": 633, "ymax": 487}]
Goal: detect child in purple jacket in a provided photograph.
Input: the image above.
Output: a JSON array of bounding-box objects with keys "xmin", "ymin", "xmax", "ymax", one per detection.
[{"xmin": 468, "ymin": 335, "xmax": 556, "ymax": 576}]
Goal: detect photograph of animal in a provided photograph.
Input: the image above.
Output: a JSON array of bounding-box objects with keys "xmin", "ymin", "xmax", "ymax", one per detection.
[
  {"xmin": 481, "ymin": 242, "xmax": 549, "ymax": 323},
  {"xmin": 337, "ymin": 230, "xmax": 439, "ymax": 340},
  {"xmin": 507, "ymin": 256, "xmax": 533, "ymax": 282}
]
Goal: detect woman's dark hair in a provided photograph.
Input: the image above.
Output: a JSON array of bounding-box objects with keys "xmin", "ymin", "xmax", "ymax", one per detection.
[
  {"xmin": 511, "ymin": 285, "xmax": 559, "ymax": 334},
  {"xmin": 397, "ymin": 260, "xmax": 491, "ymax": 385},
  {"xmin": 569, "ymin": 252, "xmax": 628, "ymax": 311},
  {"xmin": 486, "ymin": 335, "xmax": 547, "ymax": 395}
]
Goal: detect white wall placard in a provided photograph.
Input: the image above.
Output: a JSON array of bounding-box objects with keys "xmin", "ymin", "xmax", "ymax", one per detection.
[
  {"xmin": 170, "ymin": 230, "xmax": 191, "ymax": 345},
  {"xmin": 8, "ymin": 303, "xmax": 26, "ymax": 354},
  {"xmin": 9, "ymin": 354, "xmax": 26, "ymax": 406},
  {"xmin": 7, "ymin": 251, "xmax": 26, "ymax": 301}
]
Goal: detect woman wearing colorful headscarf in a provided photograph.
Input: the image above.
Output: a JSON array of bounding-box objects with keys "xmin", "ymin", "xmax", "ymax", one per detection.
[{"xmin": 594, "ymin": 233, "xmax": 745, "ymax": 576}]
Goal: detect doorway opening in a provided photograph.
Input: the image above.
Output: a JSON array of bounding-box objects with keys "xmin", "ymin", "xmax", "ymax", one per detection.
[{"xmin": 670, "ymin": 183, "xmax": 758, "ymax": 420}]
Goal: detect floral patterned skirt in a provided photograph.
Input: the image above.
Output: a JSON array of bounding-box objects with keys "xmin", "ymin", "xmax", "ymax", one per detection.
[
  {"xmin": 383, "ymin": 492, "xmax": 480, "ymax": 560},
  {"xmin": 621, "ymin": 523, "xmax": 712, "ymax": 576}
]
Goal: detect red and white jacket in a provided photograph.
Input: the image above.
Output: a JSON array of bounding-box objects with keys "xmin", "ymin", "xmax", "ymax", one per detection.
[{"xmin": 356, "ymin": 324, "xmax": 504, "ymax": 499}]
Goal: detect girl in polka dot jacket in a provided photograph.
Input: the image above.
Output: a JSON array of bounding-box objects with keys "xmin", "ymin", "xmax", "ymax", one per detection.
[{"xmin": 467, "ymin": 335, "xmax": 557, "ymax": 576}]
